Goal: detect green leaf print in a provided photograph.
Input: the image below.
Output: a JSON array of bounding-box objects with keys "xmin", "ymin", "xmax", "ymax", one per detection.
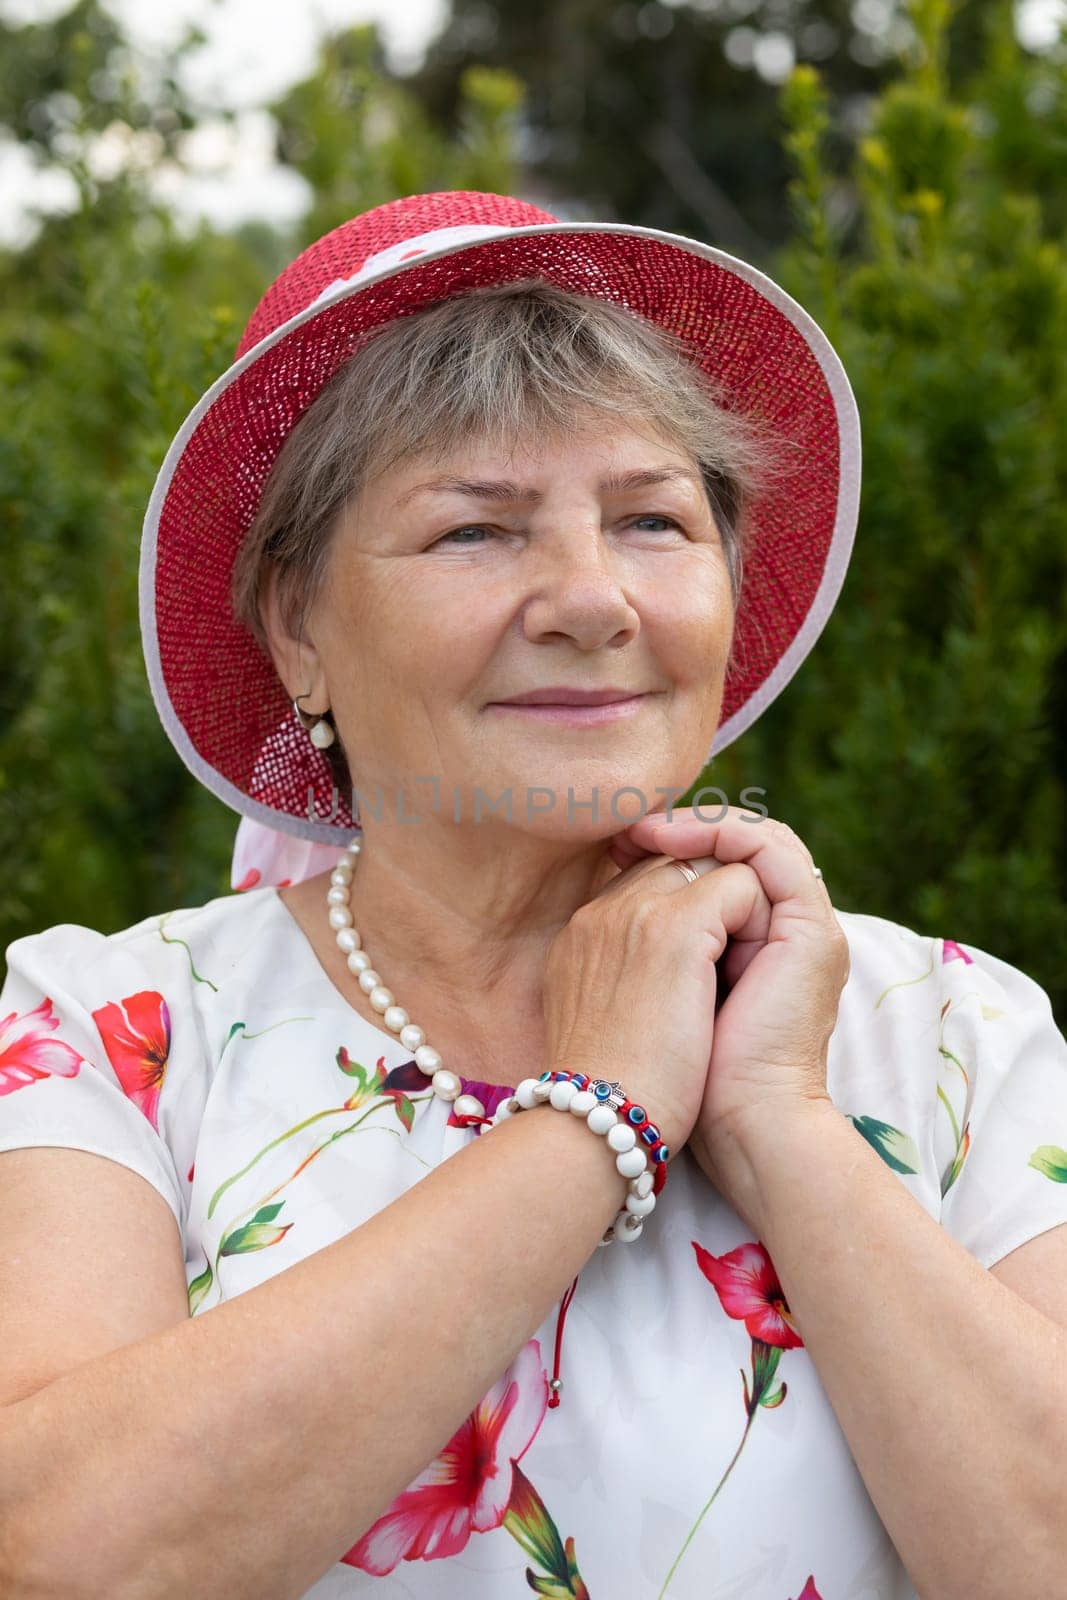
[
  {"xmin": 938, "ymin": 1115, "xmax": 971, "ymax": 1197},
  {"xmin": 846, "ymin": 1115, "xmax": 921, "ymax": 1175},
  {"xmin": 187, "ymin": 1261, "xmax": 214, "ymax": 1314},
  {"xmin": 336, "ymin": 1044, "xmax": 372, "ymax": 1083},
  {"xmin": 392, "ymin": 1093, "xmax": 416, "ymax": 1132},
  {"xmin": 1029, "ymin": 1145, "xmax": 1067, "ymax": 1182},
  {"xmin": 504, "ymin": 1462, "xmax": 590, "ymax": 1599},
  {"xmin": 156, "ymin": 915, "xmax": 219, "ymax": 991},
  {"xmin": 221, "ymin": 1202, "xmax": 293, "ymax": 1255}
]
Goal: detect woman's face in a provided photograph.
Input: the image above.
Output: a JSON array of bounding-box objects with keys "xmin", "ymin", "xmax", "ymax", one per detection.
[{"xmin": 284, "ymin": 416, "xmax": 735, "ymax": 839}]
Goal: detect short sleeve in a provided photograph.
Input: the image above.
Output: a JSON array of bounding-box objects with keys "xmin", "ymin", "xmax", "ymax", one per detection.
[
  {"xmin": 934, "ymin": 935, "xmax": 1067, "ymax": 1270},
  {"xmin": 0, "ymin": 923, "xmax": 185, "ymax": 1233}
]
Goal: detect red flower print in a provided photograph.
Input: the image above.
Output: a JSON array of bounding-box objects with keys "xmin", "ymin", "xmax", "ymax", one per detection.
[
  {"xmin": 660, "ymin": 1241, "xmax": 807, "ymax": 1596},
  {"xmin": 234, "ymin": 867, "xmax": 261, "ymax": 891},
  {"xmin": 91, "ymin": 991, "xmax": 171, "ymax": 1133},
  {"xmin": 343, "ymin": 1339, "xmax": 548, "ymax": 1574},
  {"xmin": 941, "ymin": 937, "xmax": 973, "ymax": 964},
  {"xmin": 790, "ymin": 1580, "xmax": 822, "ymax": 1600},
  {"xmin": 0, "ymin": 997, "xmax": 84, "ymax": 1095},
  {"xmin": 692, "ymin": 1240, "xmax": 803, "ymax": 1349}
]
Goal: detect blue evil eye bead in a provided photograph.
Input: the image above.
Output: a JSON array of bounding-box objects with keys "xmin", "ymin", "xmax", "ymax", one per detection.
[
  {"xmin": 652, "ymin": 1143, "xmax": 670, "ymax": 1163},
  {"xmin": 626, "ymin": 1105, "xmax": 647, "ymax": 1127},
  {"xmin": 640, "ymin": 1123, "xmax": 661, "ymax": 1147},
  {"xmin": 593, "ymin": 1081, "xmax": 614, "ymax": 1101},
  {"xmin": 569, "ymin": 1072, "xmax": 590, "ymax": 1088},
  {"xmin": 539, "ymin": 1070, "xmax": 553, "ymax": 1082}
]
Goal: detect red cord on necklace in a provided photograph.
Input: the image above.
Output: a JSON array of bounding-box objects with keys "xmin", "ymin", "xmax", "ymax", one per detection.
[{"xmin": 548, "ymin": 1273, "xmax": 580, "ymax": 1408}]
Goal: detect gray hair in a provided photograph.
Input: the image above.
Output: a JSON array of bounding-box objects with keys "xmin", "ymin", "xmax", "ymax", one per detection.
[{"xmin": 231, "ymin": 278, "xmax": 798, "ymax": 787}]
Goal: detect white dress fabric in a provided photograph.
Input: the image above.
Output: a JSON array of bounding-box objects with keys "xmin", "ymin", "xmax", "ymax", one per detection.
[{"xmin": 3, "ymin": 884, "xmax": 1067, "ymax": 1600}]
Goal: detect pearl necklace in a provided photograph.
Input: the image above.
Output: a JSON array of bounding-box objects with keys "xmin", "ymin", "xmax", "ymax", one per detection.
[{"xmin": 325, "ymin": 836, "xmax": 496, "ymax": 1122}]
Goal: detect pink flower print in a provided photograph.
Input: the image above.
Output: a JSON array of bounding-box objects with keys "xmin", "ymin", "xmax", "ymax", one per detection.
[
  {"xmin": 91, "ymin": 991, "xmax": 171, "ymax": 1133},
  {"xmin": 692, "ymin": 1240, "xmax": 803, "ymax": 1349},
  {"xmin": 0, "ymin": 997, "xmax": 84, "ymax": 1095},
  {"xmin": 941, "ymin": 938, "xmax": 973, "ymax": 964},
  {"xmin": 791, "ymin": 1580, "xmax": 823, "ymax": 1600},
  {"xmin": 448, "ymin": 1076, "xmax": 516, "ymax": 1129},
  {"xmin": 343, "ymin": 1338, "xmax": 548, "ymax": 1574}
]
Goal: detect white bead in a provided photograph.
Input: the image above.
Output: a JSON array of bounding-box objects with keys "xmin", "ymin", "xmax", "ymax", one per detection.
[
  {"xmin": 629, "ymin": 1171, "xmax": 654, "ymax": 1199},
  {"xmin": 615, "ymin": 1147, "xmax": 648, "ymax": 1179},
  {"xmin": 399, "ymin": 1024, "xmax": 425, "ymax": 1050},
  {"xmin": 613, "ymin": 1213, "xmax": 643, "ymax": 1243},
  {"xmin": 431, "ymin": 1069, "xmax": 461, "ymax": 1100},
  {"xmin": 328, "ymin": 906, "xmax": 353, "ymax": 929},
  {"xmin": 335, "ymin": 928, "xmax": 360, "ymax": 953},
  {"xmin": 357, "ymin": 969, "xmax": 380, "ymax": 993},
  {"xmin": 453, "ymin": 1093, "xmax": 486, "ymax": 1118},
  {"xmin": 625, "ymin": 1191, "xmax": 656, "ymax": 1217},
  {"xmin": 586, "ymin": 1104, "xmax": 618, "ymax": 1136},
  {"xmin": 346, "ymin": 950, "xmax": 371, "ymax": 974},
  {"xmin": 330, "ymin": 866, "xmax": 352, "ymax": 885},
  {"xmin": 515, "ymin": 1078, "xmax": 541, "ymax": 1109},
  {"xmin": 606, "ymin": 1123, "xmax": 636, "ymax": 1153},
  {"xmin": 309, "ymin": 718, "xmax": 335, "ymax": 748},
  {"xmin": 369, "ymin": 986, "xmax": 393, "ymax": 1013},
  {"xmin": 549, "ymin": 1080, "xmax": 579, "ymax": 1111},
  {"xmin": 493, "ymin": 1098, "xmax": 514, "ymax": 1121},
  {"xmin": 415, "ymin": 1045, "xmax": 442, "ymax": 1074},
  {"xmin": 531, "ymin": 1078, "xmax": 553, "ymax": 1102},
  {"xmin": 569, "ymin": 1090, "xmax": 597, "ymax": 1116},
  {"xmin": 326, "ymin": 886, "xmax": 348, "ymax": 905},
  {"xmin": 383, "ymin": 1005, "xmax": 408, "ymax": 1032}
]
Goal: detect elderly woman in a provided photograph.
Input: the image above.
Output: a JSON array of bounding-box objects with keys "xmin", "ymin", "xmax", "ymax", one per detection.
[{"xmin": 1, "ymin": 191, "xmax": 1066, "ymax": 1600}]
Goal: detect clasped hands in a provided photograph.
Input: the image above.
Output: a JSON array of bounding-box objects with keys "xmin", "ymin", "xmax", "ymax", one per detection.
[{"xmin": 607, "ymin": 804, "xmax": 851, "ymax": 1229}]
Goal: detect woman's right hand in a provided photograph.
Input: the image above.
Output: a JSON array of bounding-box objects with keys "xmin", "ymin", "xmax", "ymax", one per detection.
[{"xmin": 541, "ymin": 849, "xmax": 772, "ymax": 1157}]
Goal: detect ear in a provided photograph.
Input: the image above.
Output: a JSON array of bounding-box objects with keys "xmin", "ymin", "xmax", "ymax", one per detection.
[{"xmin": 259, "ymin": 563, "xmax": 330, "ymax": 713}]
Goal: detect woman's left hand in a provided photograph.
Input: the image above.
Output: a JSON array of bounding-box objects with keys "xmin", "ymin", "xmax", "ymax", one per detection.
[{"xmin": 607, "ymin": 804, "xmax": 851, "ymax": 1223}]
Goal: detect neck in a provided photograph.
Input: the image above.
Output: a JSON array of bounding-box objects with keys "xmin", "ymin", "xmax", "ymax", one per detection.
[{"xmin": 345, "ymin": 816, "xmax": 624, "ymax": 1064}]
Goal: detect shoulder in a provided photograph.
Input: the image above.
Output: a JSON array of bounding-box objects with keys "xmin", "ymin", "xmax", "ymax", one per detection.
[
  {"xmin": 1, "ymin": 887, "xmax": 288, "ymax": 1082},
  {"xmin": 3, "ymin": 885, "xmax": 281, "ymax": 991},
  {"xmin": 832, "ymin": 906, "xmax": 940, "ymax": 1005},
  {"xmin": 832, "ymin": 907, "xmax": 1061, "ymax": 1031},
  {"xmin": 829, "ymin": 905, "xmax": 1064, "ymax": 1048}
]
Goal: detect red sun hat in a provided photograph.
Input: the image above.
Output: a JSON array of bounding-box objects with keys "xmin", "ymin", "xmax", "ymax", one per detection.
[{"xmin": 138, "ymin": 189, "xmax": 861, "ymax": 845}]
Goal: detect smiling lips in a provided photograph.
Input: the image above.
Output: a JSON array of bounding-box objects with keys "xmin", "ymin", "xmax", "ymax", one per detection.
[
  {"xmin": 492, "ymin": 687, "xmax": 647, "ymax": 706},
  {"xmin": 486, "ymin": 687, "xmax": 652, "ymax": 725}
]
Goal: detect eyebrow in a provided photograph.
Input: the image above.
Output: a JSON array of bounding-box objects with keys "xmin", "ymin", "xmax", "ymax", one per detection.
[{"xmin": 395, "ymin": 466, "xmax": 705, "ymax": 508}]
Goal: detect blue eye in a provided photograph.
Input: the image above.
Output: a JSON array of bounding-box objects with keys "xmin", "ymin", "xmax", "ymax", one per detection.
[
  {"xmin": 438, "ymin": 525, "xmax": 491, "ymax": 545},
  {"xmin": 435, "ymin": 517, "xmax": 680, "ymax": 547}
]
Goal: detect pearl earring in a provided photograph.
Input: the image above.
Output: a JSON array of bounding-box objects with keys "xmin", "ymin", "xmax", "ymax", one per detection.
[{"xmin": 292, "ymin": 692, "xmax": 335, "ymax": 750}]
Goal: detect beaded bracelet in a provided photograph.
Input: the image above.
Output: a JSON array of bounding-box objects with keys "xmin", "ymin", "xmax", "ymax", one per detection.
[{"xmin": 493, "ymin": 1069, "xmax": 670, "ymax": 1245}]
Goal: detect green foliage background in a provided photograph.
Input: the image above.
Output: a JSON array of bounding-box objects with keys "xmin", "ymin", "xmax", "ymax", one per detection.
[{"xmin": 1, "ymin": 0, "xmax": 1064, "ymax": 1022}]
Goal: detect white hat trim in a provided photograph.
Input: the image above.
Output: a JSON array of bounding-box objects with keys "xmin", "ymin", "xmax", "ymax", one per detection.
[{"xmin": 139, "ymin": 219, "xmax": 861, "ymax": 845}]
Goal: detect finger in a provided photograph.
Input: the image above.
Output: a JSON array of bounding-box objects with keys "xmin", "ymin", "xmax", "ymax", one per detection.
[
  {"xmin": 606, "ymin": 831, "xmax": 655, "ymax": 870},
  {"xmin": 684, "ymin": 861, "xmax": 772, "ymax": 959},
  {"xmin": 592, "ymin": 841, "xmax": 730, "ymax": 910},
  {"xmin": 632, "ymin": 805, "xmax": 828, "ymax": 914}
]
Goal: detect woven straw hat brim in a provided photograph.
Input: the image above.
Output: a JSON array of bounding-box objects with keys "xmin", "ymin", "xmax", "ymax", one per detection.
[{"xmin": 139, "ymin": 218, "xmax": 861, "ymax": 844}]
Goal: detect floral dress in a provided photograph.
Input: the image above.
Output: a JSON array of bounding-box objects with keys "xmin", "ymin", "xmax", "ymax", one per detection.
[{"xmin": 2, "ymin": 884, "xmax": 1067, "ymax": 1600}]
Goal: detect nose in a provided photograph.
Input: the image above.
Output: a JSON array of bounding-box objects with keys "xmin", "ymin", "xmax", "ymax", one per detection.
[{"xmin": 520, "ymin": 524, "xmax": 641, "ymax": 651}]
